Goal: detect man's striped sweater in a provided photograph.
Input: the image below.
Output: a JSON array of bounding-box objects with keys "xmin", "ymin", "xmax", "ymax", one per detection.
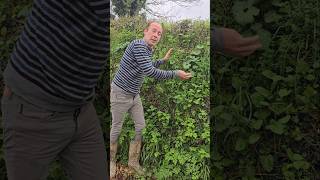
[
  {"xmin": 3, "ymin": 0, "xmax": 108, "ymax": 111},
  {"xmin": 112, "ymin": 39, "xmax": 177, "ymax": 95}
]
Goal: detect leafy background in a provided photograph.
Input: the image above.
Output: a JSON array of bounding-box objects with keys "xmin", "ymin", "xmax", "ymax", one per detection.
[
  {"xmin": 110, "ymin": 16, "xmax": 210, "ymax": 179},
  {"xmin": 212, "ymin": 0, "xmax": 320, "ymax": 179}
]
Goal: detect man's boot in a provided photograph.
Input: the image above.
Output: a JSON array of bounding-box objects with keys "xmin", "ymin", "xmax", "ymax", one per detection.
[
  {"xmin": 110, "ymin": 142, "xmax": 117, "ymax": 178},
  {"xmin": 128, "ymin": 140, "xmax": 145, "ymax": 175}
]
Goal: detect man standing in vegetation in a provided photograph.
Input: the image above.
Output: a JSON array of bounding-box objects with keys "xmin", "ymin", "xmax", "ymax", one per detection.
[
  {"xmin": 1, "ymin": 0, "xmax": 108, "ymax": 179},
  {"xmin": 110, "ymin": 21, "xmax": 192, "ymax": 177}
]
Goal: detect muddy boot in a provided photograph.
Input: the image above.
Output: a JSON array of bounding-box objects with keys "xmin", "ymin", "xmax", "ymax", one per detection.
[
  {"xmin": 110, "ymin": 142, "xmax": 118, "ymax": 178},
  {"xmin": 128, "ymin": 140, "xmax": 145, "ymax": 175}
]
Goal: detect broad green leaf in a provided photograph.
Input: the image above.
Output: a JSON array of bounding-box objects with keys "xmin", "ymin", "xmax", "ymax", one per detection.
[
  {"xmin": 248, "ymin": 133, "xmax": 261, "ymax": 144},
  {"xmin": 287, "ymin": 148, "xmax": 304, "ymax": 161},
  {"xmin": 278, "ymin": 115, "xmax": 290, "ymax": 124},
  {"xmin": 278, "ymin": 89, "xmax": 291, "ymax": 97},
  {"xmin": 251, "ymin": 92, "xmax": 265, "ymax": 106},
  {"xmin": 196, "ymin": 45, "xmax": 204, "ymax": 49},
  {"xmin": 269, "ymin": 103, "xmax": 292, "ymax": 115},
  {"xmin": 266, "ymin": 121, "xmax": 285, "ymax": 134},
  {"xmin": 303, "ymin": 86, "xmax": 317, "ymax": 97},
  {"xmin": 292, "ymin": 161, "xmax": 310, "ymax": 170},
  {"xmin": 191, "ymin": 49, "xmax": 201, "ymax": 56}
]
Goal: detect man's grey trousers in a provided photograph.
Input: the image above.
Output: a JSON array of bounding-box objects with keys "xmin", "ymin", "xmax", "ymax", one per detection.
[{"xmin": 110, "ymin": 84, "xmax": 146, "ymax": 143}]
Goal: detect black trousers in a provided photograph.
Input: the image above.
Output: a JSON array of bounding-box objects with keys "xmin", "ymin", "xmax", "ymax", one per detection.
[{"xmin": 1, "ymin": 87, "xmax": 108, "ymax": 180}]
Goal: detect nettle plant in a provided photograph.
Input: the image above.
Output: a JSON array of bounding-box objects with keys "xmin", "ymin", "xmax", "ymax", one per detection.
[{"xmin": 213, "ymin": 0, "xmax": 319, "ymax": 179}]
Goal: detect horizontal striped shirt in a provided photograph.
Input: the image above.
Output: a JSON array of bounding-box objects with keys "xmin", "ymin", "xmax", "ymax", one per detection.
[
  {"xmin": 4, "ymin": 0, "xmax": 108, "ymax": 111},
  {"xmin": 112, "ymin": 39, "xmax": 177, "ymax": 94}
]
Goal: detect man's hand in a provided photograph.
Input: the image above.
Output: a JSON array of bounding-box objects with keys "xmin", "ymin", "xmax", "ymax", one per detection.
[
  {"xmin": 177, "ymin": 70, "xmax": 192, "ymax": 80},
  {"xmin": 163, "ymin": 48, "xmax": 173, "ymax": 62},
  {"xmin": 220, "ymin": 27, "xmax": 262, "ymax": 57}
]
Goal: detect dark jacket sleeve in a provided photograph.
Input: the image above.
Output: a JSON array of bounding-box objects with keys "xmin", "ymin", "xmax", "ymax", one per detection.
[{"xmin": 212, "ymin": 27, "xmax": 224, "ymax": 52}]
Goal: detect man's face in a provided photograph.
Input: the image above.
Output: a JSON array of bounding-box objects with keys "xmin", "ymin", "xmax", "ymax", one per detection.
[{"xmin": 143, "ymin": 22, "xmax": 163, "ymax": 48}]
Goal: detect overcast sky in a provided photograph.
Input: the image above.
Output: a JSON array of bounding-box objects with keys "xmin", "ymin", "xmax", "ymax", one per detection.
[{"xmin": 146, "ymin": 0, "xmax": 210, "ymax": 21}]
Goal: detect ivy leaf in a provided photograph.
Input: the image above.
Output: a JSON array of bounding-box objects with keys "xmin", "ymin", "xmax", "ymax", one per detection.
[{"xmin": 232, "ymin": 0, "xmax": 260, "ymax": 25}]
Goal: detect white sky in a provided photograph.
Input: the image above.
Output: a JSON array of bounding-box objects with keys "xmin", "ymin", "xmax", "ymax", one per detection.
[
  {"xmin": 146, "ymin": 0, "xmax": 210, "ymax": 21},
  {"xmin": 110, "ymin": 0, "xmax": 210, "ymax": 22}
]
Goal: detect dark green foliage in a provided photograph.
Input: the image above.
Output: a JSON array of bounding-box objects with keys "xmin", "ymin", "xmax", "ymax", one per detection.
[
  {"xmin": 111, "ymin": 0, "xmax": 147, "ymax": 17},
  {"xmin": 212, "ymin": 0, "xmax": 320, "ymax": 179},
  {"xmin": 111, "ymin": 17, "xmax": 210, "ymax": 179}
]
